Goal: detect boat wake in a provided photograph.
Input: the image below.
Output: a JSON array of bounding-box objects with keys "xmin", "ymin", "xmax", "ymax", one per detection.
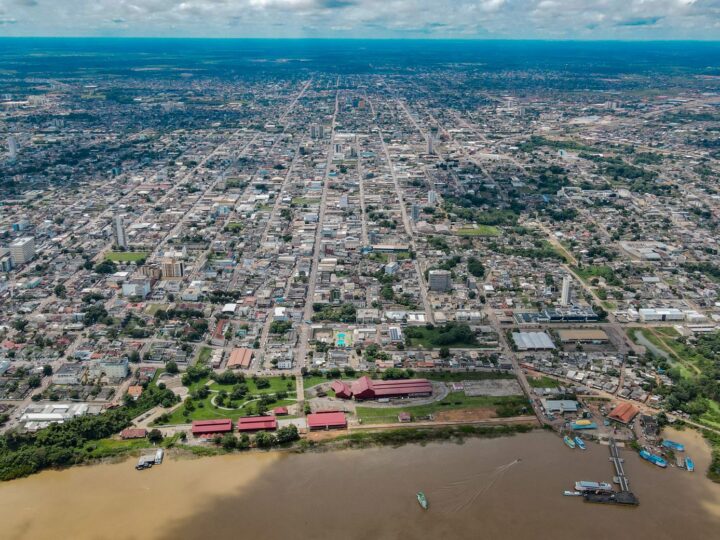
[{"xmin": 434, "ymin": 459, "xmax": 521, "ymax": 513}]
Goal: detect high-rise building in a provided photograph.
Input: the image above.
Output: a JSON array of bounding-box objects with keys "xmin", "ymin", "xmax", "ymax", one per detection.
[
  {"xmin": 427, "ymin": 190, "xmax": 438, "ymax": 205},
  {"xmin": 428, "ymin": 269, "xmax": 452, "ymax": 292},
  {"xmin": 162, "ymin": 258, "xmax": 185, "ymax": 279},
  {"xmin": 114, "ymin": 215, "xmax": 127, "ymax": 248},
  {"xmin": 7, "ymin": 136, "xmax": 18, "ymax": 160},
  {"xmin": 411, "ymin": 203, "xmax": 420, "ymax": 222},
  {"xmin": 9, "ymin": 236, "xmax": 35, "ymax": 265},
  {"xmin": 310, "ymin": 123, "xmax": 319, "ymax": 139},
  {"xmin": 427, "ymin": 135, "xmax": 434, "ymax": 155},
  {"xmin": 560, "ymin": 275, "xmax": 571, "ymax": 307}
]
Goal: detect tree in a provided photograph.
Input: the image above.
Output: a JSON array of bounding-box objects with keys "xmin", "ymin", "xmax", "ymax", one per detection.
[
  {"xmin": 275, "ymin": 424, "xmax": 299, "ymax": 444},
  {"xmin": 42, "ymin": 365, "xmax": 53, "ymax": 377},
  {"xmin": 221, "ymin": 434, "xmax": 237, "ymax": 450},
  {"xmin": 439, "ymin": 346, "xmax": 451, "ymax": 359},
  {"xmin": 254, "ymin": 431, "xmax": 276, "ymax": 448},
  {"xmin": 148, "ymin": 429, "xmax": 163, "ymax": 444},
  {"xmin": 165, "ymin": 361, "xmax": 179, "ymax": 375},
  {"xmin": 27, "ymin": 375, "xmax": 41, "ymax": 388},
  {"xmin": 54, "ymin": 284, "xmax": 67, "ymax": 298}
]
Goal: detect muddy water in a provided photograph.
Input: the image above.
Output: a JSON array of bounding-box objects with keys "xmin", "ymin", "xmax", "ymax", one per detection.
[{"xmin": 0, "ymin": 430, "xmax": 718, "ymax": 540}]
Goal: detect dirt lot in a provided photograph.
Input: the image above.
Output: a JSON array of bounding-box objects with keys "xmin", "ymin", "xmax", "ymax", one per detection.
[{"xmin": 434, "ymin": 408, "xmax": 498, "ymax": 422}]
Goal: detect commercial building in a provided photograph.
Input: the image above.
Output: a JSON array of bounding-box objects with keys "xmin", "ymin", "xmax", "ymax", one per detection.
[
  {"xmin": 560, "ymin": 275, "xmax": 571, "ymax": 307},
  {"xmin": 227, "ymin": 347, "xmax": 254, "ymax": 369},
  {"xmin": 191, "ymin": 419, "xmax": 233, "ymax": 437},
  {"xmin": 608, "ymin": 402, "xmax": 639, "ymax": 424},
  {"xmin": 541, "ymin": 399, "xmax": 579, "ymax": 414},
  {"xmin": 237, "ymin": 416, "xmax": 277, "ymax": 432},
  {"xmin": 512, "ymin": 332, "xmax": 555, "ymax": 351},
  {"xmin": 162, "ymin": 258, "xmax": 185, "ymax": 279},
  {"xmin": 331, "ymin": 380, "xmax": 352, "ymax": 399},
  {"xmin": 307, "ymin": 411, "xmax": 347, "ymax": 430},
  {"xmin": 9, "ymin": 236, "xmax": 35, "ymax": 265},
  {"xmin": 428, "ymin": 269, "xmax": 452, "ymax": 292},
  {"xmin": 557, "ymin": 329, "xmax": 609, "ymax": 344},
  {"xmin": 638, "ymin": 308, "xmax": 685, "ymax": 322},
  {"xmin": 348, "ymin": 376, "xmax": 433, "ymax": 401}
]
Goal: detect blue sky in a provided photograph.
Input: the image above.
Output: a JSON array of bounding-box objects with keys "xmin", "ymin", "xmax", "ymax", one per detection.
[{"xmin": 0, "ymin": 0, "xmax": 718, "ymax": 39}]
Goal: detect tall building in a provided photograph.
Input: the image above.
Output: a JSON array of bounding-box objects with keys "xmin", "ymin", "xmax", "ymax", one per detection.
[
  {"xmin": 427, "ymin": 190, "xmax": 438, "ymax": 205},
  {"xmin": 310, "ymin": 123, "xmax": 318, "ymax": 139},
  {"xmin": 427, "ymin": 135, "xmax": 434, "ymax": 155},
  {"xmin": 7, "ymin": 136, "xmax": 18, "ymax": 160},
  {"xmin": 411, "ymin": 203, "xmax": 420, "ymax": 222},
  {"xmin": 162, "ymin": 258, "xmax": 185, "ymax": 279},
  {"xmin": 9, "ymin": 236, "xmax": 35, "ymax": 265},
  {"xmin": 113, "ymin": 215, "xmax": 127, "ymax": 248},
  {"xmin": 560, "ymin": 275, "xmax": 571, "ymax": 307},
  {"xmin": 428, "ymin": 269, "xmax": 452, "ymax": 292}
]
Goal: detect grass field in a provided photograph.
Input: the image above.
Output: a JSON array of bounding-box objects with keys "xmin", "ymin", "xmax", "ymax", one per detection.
[
  {"xmin": 196, "ymin": 346, "xmax": 213, "ymax": 365},
  {"xmin": 527, "ymin": 375, "xmax": 561, "ymax": 388},
  {"xmin": 355, "ymin": 392, "xmax": 527, "ymax": 424},
  {"xmin": 106, "ymin": 251, "xmax": 149, "ymax": 262},
  {"xmin": 404, "ymin": 326, "xmax": 478, "ymax": 349},
  {"xmin": 456, "ymin": 226, "xmax": 501, "ymax": 237},
  {"xmin": 423, "ymin": 371, "xmax": 516, "ymax": 382}
]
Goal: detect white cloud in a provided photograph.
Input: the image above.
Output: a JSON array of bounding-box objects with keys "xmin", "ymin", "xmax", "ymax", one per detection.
[{"xmin": 0, "ymin": 0, "xmax": 717, "ymax": 38}]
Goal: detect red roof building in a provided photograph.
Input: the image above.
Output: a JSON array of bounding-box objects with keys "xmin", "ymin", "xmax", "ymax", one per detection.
[
  {"xmin": 331, "ymin": 380, "xmax": 352, "ymax": 399},
  {"xmin": 307, "ymin": 411, "xmax": 347, "ymax": 430},
  {"xmin": 349, "ymin": 376, "xmax": 433, "ymax": 401},
  {"xmin": 273, "ymin": 406, "xmax": 289, "ymax": 416},
  {"xmin": 120, "ymin": 428, "xmax": 147, "ymax": 439},
  {"xmin": 227, "ymin": 347, "xmax": 253, "ymax": 369},
  {"xmin": 237, "ymin": 416, "xmax": 278, "ymax": 432},
  {"xmin": 608, "ymin": 402, "xmax": 639, "ymax": 424},
  {"xmin": 191, "ymin": 419, "xmax": 233, "ymax": 436}
]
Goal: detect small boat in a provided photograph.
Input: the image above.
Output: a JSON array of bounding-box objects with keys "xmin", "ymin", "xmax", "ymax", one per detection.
[
  {"xmin": 640, "ymin": 450, "xmax": 667, "ymax": 468},
  {"xmin": 571, "ymin": 422, "xmax": 598, "ymax": 430},
  {"xmin": 574, "ymin": 437, "xmax": 586, "ymax": 450},
  {"xmin": 685, "ymin": 457, "xmax": 695, "ymax": 472},
  {"xmin": 563, "ymin": 435, "xmax": 576, "ymax": 449},
  {"xmin": 563, "ymin": 490, "xmax": 582, "ymax": 496},
  {"xmin": 417, "ymin": 491, "xmax": 428, "ymax": 510}
]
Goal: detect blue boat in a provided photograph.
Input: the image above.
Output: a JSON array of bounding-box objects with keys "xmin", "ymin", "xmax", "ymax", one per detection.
[
  {"xmin": 563, "ymin": 435, "xmax": 576, "ymax": 449},
  {"xmin": 685, "ymin": 457, "xmax": 695, "ymax": 472},
  {"xmin": 662, "ymin": 440, "xmax": 685, "ymax": 452},
  {"xmin": 640, "ymin": 450, "xmax": 667, "ymax": 468},
  {"xmin": 571, "ymin": 422, "xmax": 597, "ymax": 430},
  {"xmin": 574, "ymin": 437, "xmax": 586, "ymax": 450}
]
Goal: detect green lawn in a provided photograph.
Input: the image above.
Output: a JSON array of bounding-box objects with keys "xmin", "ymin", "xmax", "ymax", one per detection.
[
  {"xmin": 572, "ymin": 265, "xmax": 620, "ymax": 286},
  {"xmin": 196, "ymin": 346, "xmax": 213, "ymax": 365},
  {"xmin": 456, "ymin": 226, "xmax": 501, "ymax": 237},
  {"xmin": 224, "ymin": 222, "xmax": 244, "ymax": 232},
  {"xmin": 700, "ymin": 399, "xmax": 720, "ymax": 431},
  {"xmin": 528, "ymin": 375, "xmax": 561, "ymax": 388},
  {"xmin": 291, "ymin": 197, "xmax": 320, "ymax": 205},
  {"xmin": 355, "ymin": 392, "xmax": 528, "ymax": 424},
  {"xmin": 404, "ymin": 326, "xmax": 479, "ymax": 349},
  {"xmin": 423, "ymin": 371, "xmax": 516, "ymax": 382},
  {"xmin": 106, "ymin": 251, "xmax": 150, "ymax": 262},
  {"xmin": 209, "ymin": 376, "xmax": 295, "ymax": 395}
]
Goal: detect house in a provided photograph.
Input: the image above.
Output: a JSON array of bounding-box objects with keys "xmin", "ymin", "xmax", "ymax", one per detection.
[
  {"xmin": 127, "ymin": 385, "xmax": 144, "ymax": 400},
  {"xmin": 120, "ymin": 428, "xmax": 147, "ymax": 439},
  {"xmin": 331, "ymin": 380, "xmax": 352, "ymax": 399}
]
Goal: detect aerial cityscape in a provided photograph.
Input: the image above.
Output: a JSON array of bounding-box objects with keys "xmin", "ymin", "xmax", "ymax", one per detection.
[{"xmin": 0, "ymin": 27, "xmax": 719, "ymax": 540}]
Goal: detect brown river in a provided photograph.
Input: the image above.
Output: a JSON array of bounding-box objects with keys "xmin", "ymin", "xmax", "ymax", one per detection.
[{"xmin": 1, "ymin": 428, "xmax": 718, "ymax": 540}]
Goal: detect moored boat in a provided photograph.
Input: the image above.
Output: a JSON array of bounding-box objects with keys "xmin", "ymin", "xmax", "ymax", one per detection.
[
  {"xmin": 639, "ymin": 450, "xmax": 667, "ymax": 468},
  {"xmin": 563, "ymin": 435, "xmax": 576, "ymax": 449},
  {"xmin": 417, "ymin": 491, "xmax": 428, "ymax": 509},
  {"xmin": 575, "ymin": 481, "xmax": 613, "ymax": 493},
  {"xmin": 563, "ymin": 490, "xmax": 582, "ymax": 496},
  {"xmin": 685, "ymin": 457, "xmax": 695, "ymax": 472},
  {"xmin": 574, "ymin": 437, "xmax": 586, "ymax": 450},
  {"xmin": 662, "ymin": 440, "xmax": 685, "ymax": 452}
]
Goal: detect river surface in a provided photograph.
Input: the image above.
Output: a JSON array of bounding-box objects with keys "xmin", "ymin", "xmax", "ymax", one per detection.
[{"xmin": 1, "ymin": 429, "xmax": 718, "ymax": 540}]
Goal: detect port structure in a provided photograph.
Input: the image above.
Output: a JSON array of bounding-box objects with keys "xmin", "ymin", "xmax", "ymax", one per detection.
[{"xmin": 584, "ymin": 438, "xmax": 639, "ymax": 506}]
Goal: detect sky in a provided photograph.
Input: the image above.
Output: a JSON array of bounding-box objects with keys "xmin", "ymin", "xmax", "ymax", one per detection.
[{"xmin": 0, "ymin": 0, "xmax": 718, "ymax": 40}]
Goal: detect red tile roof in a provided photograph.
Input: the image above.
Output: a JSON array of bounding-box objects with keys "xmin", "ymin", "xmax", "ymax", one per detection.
[
  {"xmin": 307, "ymin": 411, "xmax": 347, "ymax": 430},
  {"xmin": 237, "ymin": 416, "xmax": 277, "ymax": 432},
  {"xmin": 331, "ymin": 380, "xmax": 352, "ymax": 399},
  {"xmin": 120, "ymin": 428, "xmax": 147, "ymax": 439},
  {"xmin": 191, "ymin": 419, "xmax": 233, "ymax": 435},
  {"xmin": 350, "ymin": 376, "xmax": 433, "ymax": 400},
  {"xmin": 227, "ymin": 348, "xmax": 253, "ymax": 369},
  {"xmin": 609, "ymin": 402, "xmax": 639, "ymax": 424},
  {"xmin": 273, "ymin": 407, "xmax": 289, "ymax": 416}
]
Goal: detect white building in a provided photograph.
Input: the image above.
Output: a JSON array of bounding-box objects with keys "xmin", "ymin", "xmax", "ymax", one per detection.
[
  {"xmin": 638, "ymin": 308, "xmax": 685, "ymax": 322},
  {"xmin": 9, "ymin": 236, "xmax": 35, "ymax": 265},
  {"xmin": 114, "ymin": 215, "xmax": 127, "ymax": 248},
  {"xmin": 560, "ymin": 275, "xmax": 571, "ymax": 307}
]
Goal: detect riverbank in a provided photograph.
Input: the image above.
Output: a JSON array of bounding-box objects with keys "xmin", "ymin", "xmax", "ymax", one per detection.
[{"xmin": 1, "ymin": 430, "xmax": 719, "ymax": 540}]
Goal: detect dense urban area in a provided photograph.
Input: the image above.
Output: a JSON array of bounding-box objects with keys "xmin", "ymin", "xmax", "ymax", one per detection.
[{"xmin": 0, "ymin": 41, "xmax": 719, "ymax": 486}]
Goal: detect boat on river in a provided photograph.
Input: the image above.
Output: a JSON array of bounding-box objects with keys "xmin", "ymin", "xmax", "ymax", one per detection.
[
  {"xmin": 417, "ymin": 491, "xmax": 428, "ymax": 510},
  {"xmin": 662, "ymin": 440, "xmax": 685, "ymax": 452},
  {"xmin": 563, "ymin": 436, "xmax": 576, "ymax": 449},
  {"xmin": 640, "ymin": 450, "xmax": 667, "ymax": 468},
  {"xmin": 574, "ymin": 437, "xmax": 586, "ymax": 450},
  {"xmin": 685, "ymin": 457, "xmax": 695, "ymax": 472}
]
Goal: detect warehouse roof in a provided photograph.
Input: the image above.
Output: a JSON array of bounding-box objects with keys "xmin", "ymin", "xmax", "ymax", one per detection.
[{"xmin": 512, "ymin": 332, "xmax": 555, "ymax": 350}]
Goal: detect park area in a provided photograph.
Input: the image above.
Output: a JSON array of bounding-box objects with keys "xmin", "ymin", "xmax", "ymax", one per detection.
[{"xmin": 106, "ymin": 251, "xmax": 150, "ymax": 262}]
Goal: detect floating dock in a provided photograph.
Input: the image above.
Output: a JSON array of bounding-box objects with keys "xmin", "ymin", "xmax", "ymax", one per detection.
[{"xmin": 583, "ymin": 438, "xmax": 638, "ymax": 506}]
